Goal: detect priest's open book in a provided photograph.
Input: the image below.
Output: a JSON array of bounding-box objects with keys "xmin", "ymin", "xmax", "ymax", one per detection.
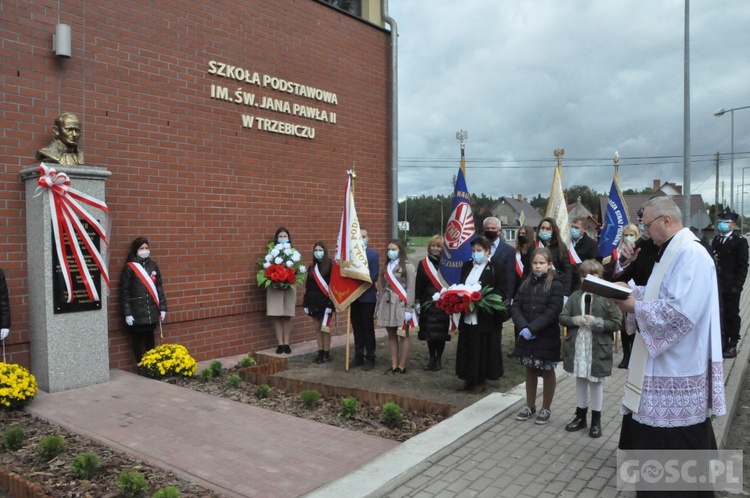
[{"xmin": 580, "ymin": 274, "xmax": 633, "ymax": 300}]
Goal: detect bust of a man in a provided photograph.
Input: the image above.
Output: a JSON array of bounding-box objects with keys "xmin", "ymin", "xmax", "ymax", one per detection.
[{"xmin": 37, "ymin": 112, "xmax": 85, "ymax": 165}]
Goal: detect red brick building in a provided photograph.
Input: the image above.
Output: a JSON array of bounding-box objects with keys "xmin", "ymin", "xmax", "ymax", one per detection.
[{"xmin": 1, "ymin": 0, "xmax": 393, "ymax": 370}]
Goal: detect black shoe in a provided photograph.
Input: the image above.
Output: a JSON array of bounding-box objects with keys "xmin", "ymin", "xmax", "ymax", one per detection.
[
  {"xmin": 424, "ymin": 357, "xmax": 436, "ymax": 371},
  {"xmin": 350, "ymin": 356, "xmax": 365, "ymax": 368},
  {"xmin": 385, "ymin": 367, "xmax": 397, "ymax": 374},
  {"xmin": 723, "ymin": 346, "xmax": 737, "ymax": 359},
  {"xmin": 361, "ymin": 358, "xmax": 375, "ymax": 371},
  {"xmin": 276, "ymin": 345, "xmax": 284, "ymax": 354},
  {"xmin": 283, "ymin": 345, "xmax": 292, "ymax": 354},
  {"xmin": 617, "ymin": 356, "xmax": 630, "ymax": 369},
  {"xmin": 398, "ymin": 367, "xmax": 407, "ymax": 374},
  {"xmin": 565, "ymin": 407, "xmax": 588, "ymax": 432},
  {"xmin": 589, "ymin": 410, "xmax": 602, "ymax": 438},
  {"xmin": 313, "ymin": 350, "xmax": 324, "ymax": 364},
  {"xmin": 432, "ymin": 357, "xmax": 443, "ymax": 371},
  {"xmin": 321, "ymin": 351, "xmax": 330, "ymax": 363}
]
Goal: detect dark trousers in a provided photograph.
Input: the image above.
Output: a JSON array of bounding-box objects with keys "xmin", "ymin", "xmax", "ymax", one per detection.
[
  {"xmin": 129, "ymin": 323, "xmax": 157, "ymax": 363},
  {"xmin": 350, "ymin": 301, "xmax": 376, "ymax": 359},
  {"xmin": 719, "ymin": 291, "xmax": 741, "ymax": 347}
]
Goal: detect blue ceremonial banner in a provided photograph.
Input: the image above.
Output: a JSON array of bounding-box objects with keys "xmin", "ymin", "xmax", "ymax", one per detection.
[
  {"xmin": 439, "ymin": 151, "xmax": 476, "ymax": 285},
  {"xmin": 599, "ymin": 171, "xmax": 629, "ymax": 258}
]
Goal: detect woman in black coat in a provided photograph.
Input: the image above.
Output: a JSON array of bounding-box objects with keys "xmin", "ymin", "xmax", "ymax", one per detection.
[
  {"xmin": 120, "ymin": 237, "xmax": 167, "ymax": 362},
  {"xmin": 511, "ymin": 247, "xmax": 564, "ymax": 425},
  {"xmin": 455, "ymin": 237, "xmax": 510, "ymax": 394},
  {"xmin": 303, "ymin": 241, "xmax": 334, "ymax": 364},
  {"xmin": 535, "ymin": 217, "xmax": 573, "ymax": 297},
  {"xmin": 415, "ymin": 235, "xmax": 451, "ymax": 371}
]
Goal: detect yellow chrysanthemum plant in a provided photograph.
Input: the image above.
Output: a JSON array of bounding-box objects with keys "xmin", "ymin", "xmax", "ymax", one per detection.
[
  {"xmin": 0, "ymin": 363, "xmax": 39, "ymax": 410},
  {"xmin": 137, "ymin": 344, "xmax": 198, "ymax": 379}
]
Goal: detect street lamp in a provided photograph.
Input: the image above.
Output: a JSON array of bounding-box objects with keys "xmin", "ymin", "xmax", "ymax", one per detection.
[{"xmin": 714, "ymin": 105, "xmax": 750, "ymax": 210}]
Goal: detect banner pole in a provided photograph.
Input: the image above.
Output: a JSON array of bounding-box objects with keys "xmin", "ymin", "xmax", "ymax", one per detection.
[{"xmin": 345, "ymin": 307, "xmax": 351, "ymax": 371}]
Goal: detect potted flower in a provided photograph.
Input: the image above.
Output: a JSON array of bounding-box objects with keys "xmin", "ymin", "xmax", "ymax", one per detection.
[
  {"xmin": 0, "ymin": 363, "xmax": 38, "ymax": 410},
  {"xmin": 256, "ymin": 241, "xmax": 307, "ymax": 289},
  {"xmin": 138, "ymin": 344, "xmax": 198, "ymax": 379}
]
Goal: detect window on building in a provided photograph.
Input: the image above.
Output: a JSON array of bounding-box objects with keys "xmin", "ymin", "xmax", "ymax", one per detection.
[{"xmin": 319, "ymin": 0, "xmax": 362, "ymax": 17}]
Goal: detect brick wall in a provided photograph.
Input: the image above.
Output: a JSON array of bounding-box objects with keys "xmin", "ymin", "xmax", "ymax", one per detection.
[{"xmin": 0, "ymin": 0, "xmax": 392, "ymax": 370}]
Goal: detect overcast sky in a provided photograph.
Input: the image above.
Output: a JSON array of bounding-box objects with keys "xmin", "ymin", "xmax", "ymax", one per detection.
[{"xmin": 389, "ymin": 1, "xmax": 750, "ymax": 212}]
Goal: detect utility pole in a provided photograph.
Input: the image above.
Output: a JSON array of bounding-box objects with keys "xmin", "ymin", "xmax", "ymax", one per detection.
[{"xmin": 714, "ymin": 152, "xmax": 720, "ymax": 228}]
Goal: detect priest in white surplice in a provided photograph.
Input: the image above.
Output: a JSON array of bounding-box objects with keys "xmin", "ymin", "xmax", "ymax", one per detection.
[{"xmin": 614, "ymin": 197, "xmax": 725, "ymax": 461}]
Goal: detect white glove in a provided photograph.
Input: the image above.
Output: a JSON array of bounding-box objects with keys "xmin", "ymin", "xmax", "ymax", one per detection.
[
  {"xmin": 563, "ymin": 296, "xmax": 569, "ymax": 306},
  {"xmin": 581, "ymin": 315, "xmax": 596, "ymax": 327},
  {"xmin": 303, "ymin": 307, "xmax": 310, "ymax": 315},
  {"xmin": 160, "ymin": 311, "xmax": 166, "ymax": 321},
  {"xmin": 325, "ymin": 308, "xmax": 333, "ymax": 314},
  {"xmin": 414, "ymin": 303, "xmax": 421, "ymax": 316},
  {"xmin": 404, "ymin": 311, "xmax": 413, "ymax": 323},
  {"xmin": 0, "ymin": 328, "xmax": 9, "ymax": 340},
  {"xmin": 573, "ymin": 316, "xmax": 584, "ymax": 327},
  {"xmin": 125, "ymin": 316, "xmax": 134, "ymax": 326}
]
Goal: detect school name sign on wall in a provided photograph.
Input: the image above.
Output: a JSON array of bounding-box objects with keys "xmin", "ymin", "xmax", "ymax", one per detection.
[{"xmin": 207, "ymin": 61, "xmax": 338, "ymax": 140}]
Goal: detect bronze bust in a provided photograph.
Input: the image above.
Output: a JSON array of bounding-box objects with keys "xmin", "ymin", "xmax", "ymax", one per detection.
[{"xmin": 37, "ymin": 112, "xmax": 85, "ymax": 165}]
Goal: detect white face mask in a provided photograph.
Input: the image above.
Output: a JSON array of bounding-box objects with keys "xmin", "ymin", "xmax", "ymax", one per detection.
[{"xmin": 138, "ymin": 249, "xmax": 150, "ymax": 259}]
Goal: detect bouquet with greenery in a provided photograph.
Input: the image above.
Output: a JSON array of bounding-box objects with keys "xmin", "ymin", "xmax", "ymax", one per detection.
[
  {"xmin": 256, "ymin": 241, "xmax": 307, "ymax": 289},
  {"xmin": 432, "ymin": 283, "xmax": 506, "ymax": 315},
  {"xmin": 138, "ymin": 344, "xmax": 198, "ymax": 379},
  {"xmin": 0, "ymin": 362, "xmax": 38, "ymax": 410}
]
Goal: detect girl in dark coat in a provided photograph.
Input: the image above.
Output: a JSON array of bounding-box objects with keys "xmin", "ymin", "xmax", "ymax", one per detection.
[
  {"xmin": 120, "ymin": 237, "xmax": 167, "ymax": 362},
  {"xmin": 535, "ymin": 217, "xmax": 573, "ymax": 297},
  {"xmin": 415, "ymin": 235, "xmax": 451, "ymax": 371},
  {"xmin": 511, "ymin": 247, "xmax": 564, "ymax": 425},
  {"xmin": 303, "ymin": 241, "xmax": 334, "ymax": 364},
  {"xmin": 455, "ymin": 237, "xmax": 510, "ymax": 394}
]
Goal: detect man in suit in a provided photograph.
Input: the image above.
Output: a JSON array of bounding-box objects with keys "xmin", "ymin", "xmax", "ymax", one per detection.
[
  {"xmin": 350, "ymin": 228, "xmax": 380, "ymax": 371},
  {"xmin": 483, "ymin": 217, "xmax": 518, "ymax": 298},
  {"xmin": 569, "ymin": 216, "xmax": 599, "ymax": 293},
  {"xmin": 711, "ymin": 208, "xmax": 749, "ymax": 359}
]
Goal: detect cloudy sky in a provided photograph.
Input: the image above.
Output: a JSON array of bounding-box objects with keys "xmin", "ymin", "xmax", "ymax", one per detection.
[{"xmin": 389, "ymin": 1, "xmax": 750, "ymax": 212}]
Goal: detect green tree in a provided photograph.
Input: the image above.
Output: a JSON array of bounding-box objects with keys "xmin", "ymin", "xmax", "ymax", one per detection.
[
  {"xmin": 529, "ymin": 193, "xmax": 548, "ymax": 215},
  {"xmin": 564, "ymin": 185, "xmax": 602, "ymax": 214}
]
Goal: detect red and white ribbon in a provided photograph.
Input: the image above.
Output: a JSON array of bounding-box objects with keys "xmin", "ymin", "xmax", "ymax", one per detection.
[
  {"xmin": 401, "ymin": 310, "xmax": 419, "ymax": 333},
  {"xmin": 321, "ymin": 308, "xmax": 332, "ymax": 333},
  {"xmin": 36, "ymin": 164, "xmax": 109, "ymax": 302},
  {"xmin": 385, "ymin": 261, "xmax": 408, "ymax": 304},
  {"xmin": 568, "ymin": 244, "xmax": 582, "ymax": 265},
  {"xmin": 127, "ymin": 262, "xmax": 160, "ymax": 307},
  {"xmin": 421, "ymin": 258, "xmax": 458, "ymax": 330},
  {"xmin": 515, "ymin": 252, "xmax": 524, "ymax": 278},
  {"xmin": 313, "ymin": 264, "xmax": 330, "ymax": 297}
]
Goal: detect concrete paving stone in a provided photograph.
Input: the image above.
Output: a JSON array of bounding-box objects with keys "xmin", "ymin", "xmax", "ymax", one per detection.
[
  {"xmin": 477, "ymin": 486, "xmax": 504, "ymax": 498},
  {"xmin": 437, "ymin": 454, "xmax": 464, "ymax": 468},
  {"xmin": 461, "ymin": 468, "xmax": 487, "ymax": 482},
  {"xmin": 509, "ymin": 471, "xmax": 536, "ymax": 487},
  {"xmin": 500, "ymin": 483, "xmax": 524, "ymax": 496},
  {"xmin": 488, "ymin": 474, "xmax": 517, "ymax": 489},
  {"xmin": 586, "ymin": 475, "xmax": 609, "ymax": 490},
  {"xmin": 385, "ymin": 485, "xmax": 416, "ymax": 498},
  {"xmin": 474, "ymin": 458, "xmax": 497, "ymax": 471},
  {"xmin": 576, "ymin": 487, "xmax": 602, "ymax": 498},
  {"xmin": 596, "ymin": 464, "xmax": 616, "ymax": 480},
  {"xmin": 451, "ymin": 445, "xmax": 474, "ymax": 458},
  {"xmin": 456, "ymin": 460, "xmax": 480, "ymax": 472},
  {"xmin": 467, "ymin": 476, "xmax": 494, "ymax": 491},
  {"xmin": 446, "ymin": 478, "xmax": 474, "ymax": 493},
  {"xmin": 584, "ymin": 457, "xmax": 607, "ymax": 471},
  {"xmin": 537, "ymin": 492, "xmax": 557, "ymax": 498},
  {"xmin": 441, "ymin": 470, "xmax": 465, "ymax": 484},
  {"xmin": 543, "ymin": 479, "xmax": 566, "ymax": 495},
  {"xmin": 521, "ymin": 481, "xmax": 547, "ymax": 496},
  {"xmin": 423, "ymin": 479, "xmax": 452, "ymax": 494}
]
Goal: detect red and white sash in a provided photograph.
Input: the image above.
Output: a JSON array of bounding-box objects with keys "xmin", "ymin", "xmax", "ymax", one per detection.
[
  {"xmin": 569, "ymin": 244, "xmax": 582, "ymax": 265},
  {"xmin": 127, "ymin": 262, "xmax": 160, "ymax": 307},
  {"xmin": 515, "ymin": 252, "xmax": 524, "ymax": 278},
  {"xmin": 421, "ymin": 257, "xmax": 459, "ymax": 331},
  {"xmin": 313, "ymin": 265, "xmax": 330, "ymax": 297},
  {"xmin": 385, "ymin": 261, "xmax": 408, "ymax": 304}
]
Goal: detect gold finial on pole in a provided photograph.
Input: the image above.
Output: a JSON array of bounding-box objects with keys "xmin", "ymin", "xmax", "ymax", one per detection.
[
  {"xmin": 613, "ymin": 151, "xmax": 620, "ymax": 172},
  {"xmin": 554, "ymin": 148, "xmax": 565, "ymax": 168},
  {"xmin": 456, "ymin": 130, "xmax": 468, "ymax": 151}
]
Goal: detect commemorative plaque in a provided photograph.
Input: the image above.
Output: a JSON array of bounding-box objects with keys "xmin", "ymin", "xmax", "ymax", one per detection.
[{"xmin": 52, "ymin": 221, "xmax": 102, "ymax": 314}]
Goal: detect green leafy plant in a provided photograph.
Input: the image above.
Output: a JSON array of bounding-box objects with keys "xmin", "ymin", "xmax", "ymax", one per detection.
[
  {"xmin": 300, "ymin": 390, "xmax": 322, "ymax": 409},
  {"xmin": 238, "ymin": 356, "xmax": 256, "ymax": 368},
  {"xmin": 152, "ymin": 485, "xmax": 180, "ymax": 498},
  {"xmin": 380, "ymin": 402, "xmax": 402, "ymax": 428},
  {"xmin": 255, "ymin": 384, "xmax": 271, "ymax": 399},
  {"xmin": 0, "ymin": 363, "xmax": 38, "ymax": 410},
  {"xmin": 199, "ymin": 368, "xmax": 213, "ymax": 382},
  {"xmin": 0, "ymin": 427, "xmax": 26, "ymax": 451},
  {"xmin": 70, "ymin": 452, "xmax": 101, "ymax": 480},
  {"xmin": 117, "ymin": 470, "xmax": 149, "ymax": 498},
  {"xmin": 39, "ymin": 435, "xmax": 65, "ymax": 462},
  {"xmin": 208, "ymin": 360, "xmax": 223, "ymax": 378},
  {"xmin": 340, "ymin": 397, "xmax": 360, "ymax": 419},
  {"xmin": 226, "ymin": 374, "xmax": 242, "ymax": 389},
  {"xmin": 138, "ymin": 344, "xmax": 198, "ymax": 379}
]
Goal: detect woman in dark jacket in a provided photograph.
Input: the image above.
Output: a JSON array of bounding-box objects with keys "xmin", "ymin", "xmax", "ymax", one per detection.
[
  {"xmin": 120, "ymin": 237, "xmax": 167, "ymax": 362},
  {"xmin": 303, "ymin": 241, "xmax": 334, "ymax": 364},
  {"xmin": 511, "ymin": 247, "xmax": 564, "ymax": 425},
  {"xmin": 415, "ymin": 235, "xmax": 451, "ymax": 371},
  {"xmin": 455, "ymin": 237, "xmax": 510, "ymax": 394},
  {"xmin": 535, "ymin": 217, "xmax": 573, "ymax": 297}
]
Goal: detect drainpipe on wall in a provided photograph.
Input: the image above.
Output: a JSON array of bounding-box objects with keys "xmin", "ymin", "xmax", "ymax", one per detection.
[{"xmin": 382, "ymin": 0, "xmax": 399, "ymax": 240}]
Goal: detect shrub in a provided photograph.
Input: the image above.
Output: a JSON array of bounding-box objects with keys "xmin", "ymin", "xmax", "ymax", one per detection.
[
  {"xmin": 226, "ymin": 374, "xmax": 241, "ymax": 389},
  {"xmin": 300, "ymin": 390, "xmax": 322, "ymax": 409},
  {"xmin": 340, "ymin": 397, "xmax": 360, "ymax": 419},
  {"xmin": 199, "ymin": 368, "xmax": 213, "ymax": 383},
  {"xmin": 380, "ymin": 402, "xmax": 402, "ymax": 428},
  {"xmin": 39, "ymin": 435, "xmax": 65, "ymax": 462},
  {"xmin": 208, "ymin": 360, "xmax": 223, "ymax": 378},
  {"xmin": 117, "ymin": 470, "xmax": 149, "ymax": 498},
  {"xmin": 0, "ymin": 427, "xmax": 26, "ymax": 450},
  {"xmin": 138, "ymin": 344, "xmax": 197, "ymax": 379},
  {"xmin": 255, "ymin": 384, "xmax": 271, "ymax": 399},
  {"xmin": 0, "ymin": 363, "xmax": 38, "ymax": 410},
  {"xmin": 70, "ymin": 452, "xmax": 100, "ymax": 480},
  {"xmin": 152, "ymin": 485, "xmax": 180, "ymax": 498},
  {"xmin": 238, "ymin": 356, "xmax": 256, "ymax": 368}
]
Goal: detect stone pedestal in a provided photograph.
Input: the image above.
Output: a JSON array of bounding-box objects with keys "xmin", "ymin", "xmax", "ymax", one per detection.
[{"xmin": 20, "ymin": 164, "xmax": 112, "ymax": 393}]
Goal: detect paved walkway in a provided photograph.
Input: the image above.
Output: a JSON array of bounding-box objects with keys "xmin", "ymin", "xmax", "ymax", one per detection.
[{"xmin": 24, "ymin": 267, "xmax": 749, "ymax": 497}]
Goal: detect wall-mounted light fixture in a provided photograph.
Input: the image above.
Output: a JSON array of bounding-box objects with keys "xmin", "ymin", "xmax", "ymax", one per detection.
[{"xmin": 53, "ymin": 23, "xmax": 71, "ymax": 58}]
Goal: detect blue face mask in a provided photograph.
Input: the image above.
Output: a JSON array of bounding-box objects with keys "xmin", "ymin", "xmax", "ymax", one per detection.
[
  {"xmin": 362, "ymin": 237, "xmax": 368, "ymax": 247},
  {"xmin": 277, "ymin": 237, "xmax": 289, "ymax": 245},
  {"xmin": 387, "ymin": 249, "xmax": 399, "ymax": 261},
  {"xmin": 314, "ymin": 251, "xmax": 324, "ymax": 260},
  {"xmin": 718, "ymin": 222, "xmax": 731, "ymax": 234},
  {"xmin": 569, "ymin": 228, "xmax": 581, "ymax": 240},
  {"xmin": 538, "ymin": 232, "xmax": 552, "ymax": 241},
  {"xmin": 472, "ymin": 251, "xmax": 485, "ymax": 263}
]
